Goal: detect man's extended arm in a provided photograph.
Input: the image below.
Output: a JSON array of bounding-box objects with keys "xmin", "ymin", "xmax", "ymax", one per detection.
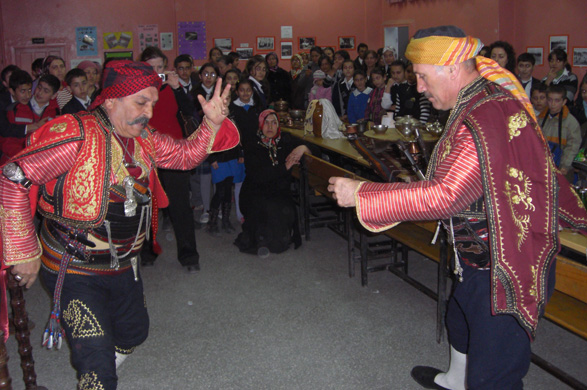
[{"xmin": 330, "ymin": 125, "xmax": 483, "ymax": 232}]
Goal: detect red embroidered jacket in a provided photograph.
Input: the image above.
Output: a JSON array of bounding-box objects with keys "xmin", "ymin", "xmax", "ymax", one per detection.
[{"xmin": 0, "ymin": 108, "xmax": 239, "ymax": 266}]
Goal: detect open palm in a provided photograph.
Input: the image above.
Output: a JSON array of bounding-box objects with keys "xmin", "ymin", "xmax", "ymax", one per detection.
[{"xmin": 198, "ymin": 77, "xmax": 232, "ymax": 129}]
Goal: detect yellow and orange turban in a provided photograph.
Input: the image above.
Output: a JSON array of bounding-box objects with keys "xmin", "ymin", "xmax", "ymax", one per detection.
[{"xmin": 405, "ymin": 33, "xmax": 536, "ymax": 121}]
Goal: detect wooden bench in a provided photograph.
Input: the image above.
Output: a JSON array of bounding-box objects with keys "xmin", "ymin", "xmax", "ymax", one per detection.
[{"xmin": 544, "ymin": 255, "xmax": 587, "ymax": 341}]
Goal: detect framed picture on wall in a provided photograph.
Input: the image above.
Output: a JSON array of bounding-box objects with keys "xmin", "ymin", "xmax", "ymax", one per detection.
[
  {"xmin": 572, "ymin": 47, "xmax": 587, "ymax": 67},
  {"xmin": 236, "ymin": 47, "xmax": 254, "ymax": 59},
  {"xmin": 214, "ymin": 38, "xmax": 232, "ymax": 54},
  {"xmin": 256, "ymin": 36, "xmax": 275, "ymax": 51},
  {"xmin": 298, "ymin": 37, "xmax": 316, "ymax": 51},
  {"xmin": 526, "ymin": 47, "xmax": 544, "ymax": 66},
  {"xmin": 281, "ymin": 42, "xmax": 293, "ymax": 59},
  {"xmin": 338, "ymin": 36, "xmax": 356, "ymax": 50},
  {"xmin": 549, "ymin": 35, "xmax": 568, "ymax": 53}
]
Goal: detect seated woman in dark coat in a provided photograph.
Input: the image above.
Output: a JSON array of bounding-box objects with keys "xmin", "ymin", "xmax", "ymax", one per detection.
[{"xmin": 235, "ymin": 109, "xmax": 314, "ymax": 255}]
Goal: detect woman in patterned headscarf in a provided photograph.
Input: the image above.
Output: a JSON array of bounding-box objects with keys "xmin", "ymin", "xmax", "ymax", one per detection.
[{"xmin": 234, "ymin": 109, "xmax": 315, "ymax": 255}]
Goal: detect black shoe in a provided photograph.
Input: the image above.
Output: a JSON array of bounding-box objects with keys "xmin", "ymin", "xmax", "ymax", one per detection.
[
  {"xmin": 410, "ymin": 366, "xmax": 449, "ymax": 390},
  {"xmin": 185, "ymin": 264, "xmax": 200, "ymax": 273}
]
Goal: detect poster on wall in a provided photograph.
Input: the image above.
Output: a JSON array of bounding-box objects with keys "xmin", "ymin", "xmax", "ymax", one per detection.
[
  {"xmin": 526, "ymin": 47, "xmax": 543, "ymax": 66},
  {"xmin": 103, "ymin": 32, "xmax": 133, "ymax": 50},
  {"xmin": 281, "ymin": 42, "xmax": 293, "ymax": 59},
  {"xmin": 178, "ymin": 21, "xmax": 207, "ymax": 60},
  {"xmin": 549, "ymin": 35, "xmax": 568, "ymax": 53},
  {"xmin": 256, "ymin": 37, "xmax": 275, "ymax": 51},
  {"xmin": 338, "ymin": 36, "xmax": 355, "ymax": 50},
  {"xmin": 138, "ymin": 24, "xmax": 159, "ymax": 52},
  {"xmin": 214, "ymin": 38, "xmax": 232, "ymax": 54},
  {"xmin": 236, "ymin": 48, "xmax": 253, "ymax": 59},
  {"xmin": 298, "ymin": 37, "xmax": 315, "ymax": 51},
  {"xmin": 573, "ymin": 47, "xmax": 587, "ymax": 67},
  {"xmin": 160, "ymin": 33, "xmax": 173, "ymax": 51},
  {"xmin": 281, "ymin": 26, "xmax": 293, "ymax": 39},
  {"xmin": 76, "ymin": 27, "xmax": 98, "ymax": 57}
]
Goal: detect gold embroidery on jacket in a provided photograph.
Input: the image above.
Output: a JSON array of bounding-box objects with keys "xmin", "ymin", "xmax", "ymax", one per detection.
[
  {"xmin": 504, "ymin": 166, "xmax": 535, "ymax": 250},
  {"xmin": 63, "ymin": 299, "xmax": 104, "ymax": 338},
  {"xmin": 65, "ymin": 132, "xmax": 99, "ymax": 217},
  {"xmin": 529, "ymin": 265, "xmax": 538, "ymax": 298},
  {"xmin": 0, "ymin": 206, "xmax": 40, "ymax": 262},
  {"xmin": 440, "ymin": 139, "xmax": 452, "ymax": 163},
  {"xmin": 111, "ymin": 137, "xmax": 148, "ymax": 184},
  {"xmin": 78, "ymin": 371, "xmax": 105, "ymax": 390},
  {"xmin": 508, "ymin": 111, "xmax": 529, "ymax": 141},
  {"xmin": 49, "ymin": 122, "xmax": 68, "ymax": 133}
]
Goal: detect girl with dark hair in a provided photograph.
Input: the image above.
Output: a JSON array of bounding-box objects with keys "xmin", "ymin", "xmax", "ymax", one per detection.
[
  {"xmin": 363, "ymin": 50, "xmax": 380, "ymax": 87},
  {"xmin": 543, "ymin": 48, "xmax": 578, "ymax": 104},
  {"xmin": 42, "ymin": 56, "xmax": 71, "ymax": 109},
  {"xmin": 364, "ymin": 67, "xmax": 387, "ymax": 124},
  {"xmin": 208, "ymin": 47, "xmax": 223, "ymax": 66},
  {"xmin": 191, "ymin": 62, "xmax": 220, "ymax": 119},
  {"xmin": 245, "ymin": 56, "xmax": 270, "ymax": 109},
  {"xmin": 489, "ymin": 41, "xmax": 516, "ymax": 73}
]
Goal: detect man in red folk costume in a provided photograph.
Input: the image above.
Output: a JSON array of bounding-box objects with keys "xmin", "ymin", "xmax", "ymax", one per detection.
[
  {"xmin": 329, "ymin": 26, "xmax": 587, "ymax": 389},
  {"xmin": 0, "ymin": 60, "xmax": 239, "ymax": 389}
]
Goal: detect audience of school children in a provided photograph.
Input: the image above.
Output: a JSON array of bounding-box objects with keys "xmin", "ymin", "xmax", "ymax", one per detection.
[
  {"xmin": 2, "ymin": 38, "xmax": 587, "ymax": 264},
  {"xmin": 77, "ymin": 60, "xmax": 101, "ymax": 102},
  {"xmin": 61, "ymin": 68, "xmax": 91, "ymax": 115},
  {"xmin": 543, "ymin": 48, "xmax": 578, "ymax": 105},
  {"xmin": 516, "ymin": 52, "xmax": 540, "ymax": 98}
]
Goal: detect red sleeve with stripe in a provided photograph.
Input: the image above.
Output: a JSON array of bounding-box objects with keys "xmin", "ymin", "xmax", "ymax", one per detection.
[{"xmin": 355, "ymin": 124, "xmax": 483, "ymax": 232}]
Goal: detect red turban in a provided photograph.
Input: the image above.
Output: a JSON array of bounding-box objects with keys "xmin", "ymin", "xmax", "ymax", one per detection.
[{"xmin": 89, "ymin": 60, "xmax": 162, "ymax": 110}]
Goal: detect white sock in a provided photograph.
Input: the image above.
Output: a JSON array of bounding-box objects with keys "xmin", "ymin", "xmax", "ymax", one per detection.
[
  {"xmin": 115, "ymin": 352, "xmax": 128, "ymax": 369},
  {"xmin": 434, "ymin": 345, "xmax": 467, "ymax": 390}
]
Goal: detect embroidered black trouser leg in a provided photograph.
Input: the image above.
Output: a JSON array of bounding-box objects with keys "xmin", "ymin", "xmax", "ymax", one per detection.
[{"xmin": 41, "ymin": 268, "xmax": 149, "ymax": 390}]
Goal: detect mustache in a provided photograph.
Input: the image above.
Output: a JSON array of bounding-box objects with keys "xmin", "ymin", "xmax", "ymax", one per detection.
[{"xmin": 127, "ymin": 116, "xmax": 149, "ymax": 128}]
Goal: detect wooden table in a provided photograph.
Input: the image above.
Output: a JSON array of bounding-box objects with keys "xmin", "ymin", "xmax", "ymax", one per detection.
[{"xmin": 282, "ymin": 126, "xmax": 370, "ymax": 167}]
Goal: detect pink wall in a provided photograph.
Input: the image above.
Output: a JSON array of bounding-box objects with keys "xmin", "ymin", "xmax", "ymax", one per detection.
[
  {"xmin": 0, "ymin": 0, "xmax": 383, "ymax": 71},
  {"xmin": 512, "ymin": 0, "xmax": 587, "ymax": 80},
  {"xmin": 382, "ymin": 0, "xmax": 500, "ymax": 47},
  {"xmin": 1, "ymin": 0, "xmax": 586, "ymax": 78}
]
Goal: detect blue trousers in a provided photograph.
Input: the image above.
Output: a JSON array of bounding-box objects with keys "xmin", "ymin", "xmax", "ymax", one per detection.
[{"xmin": 446, "ymin": 265, "xmax": 531, "ymax": 390}]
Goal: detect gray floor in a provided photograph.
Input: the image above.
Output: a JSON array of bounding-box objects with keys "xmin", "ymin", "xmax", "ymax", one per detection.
[{"xmin": 5, "ymin": 218, "xmax": 587, "ymax": 389}]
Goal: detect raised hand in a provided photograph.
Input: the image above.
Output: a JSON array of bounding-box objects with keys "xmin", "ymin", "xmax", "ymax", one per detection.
[{"xmin": 199, "ymin": 77, "xmax": 232, "ymax": 130}]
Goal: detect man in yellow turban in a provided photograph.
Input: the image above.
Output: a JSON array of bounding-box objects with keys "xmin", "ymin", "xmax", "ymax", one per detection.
[{"xmin": 329, "ymin": 26, "xmax": 587, "ymax": 389}]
